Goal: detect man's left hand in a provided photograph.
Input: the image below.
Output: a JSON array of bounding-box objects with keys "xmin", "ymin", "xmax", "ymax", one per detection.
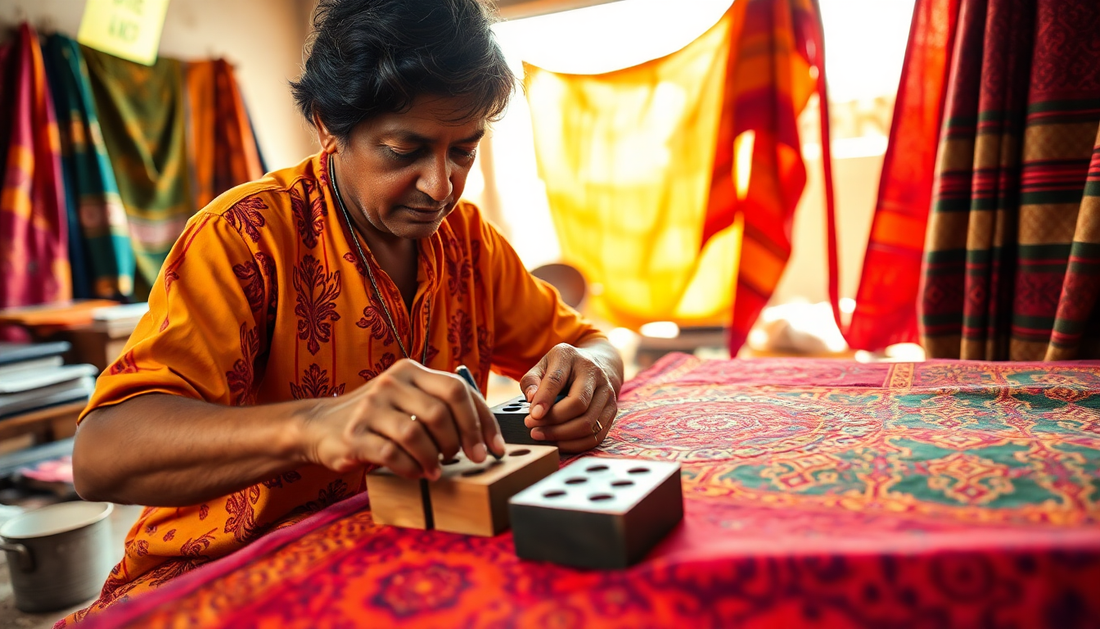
[{"xmin": 519, "ymin": 342, "xmax": 619, "ymax": 452}]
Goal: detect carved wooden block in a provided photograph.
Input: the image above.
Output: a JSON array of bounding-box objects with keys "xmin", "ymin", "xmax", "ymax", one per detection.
[
  {"xmin": 430, "ymin": 444, "xmax": 559, "ymax": 536},
  {"xmin": 365, "ymin": 466, "xmax": 431, "ymax": 530},
  {"xmin": 366, "ymin": 444, "xmax": 559, "ymax": 537}
]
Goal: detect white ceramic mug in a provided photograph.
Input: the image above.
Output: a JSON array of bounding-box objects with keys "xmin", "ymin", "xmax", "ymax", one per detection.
[{"xmin": 0, "ymin": 501, "xmax": 114, "ymax": 613}]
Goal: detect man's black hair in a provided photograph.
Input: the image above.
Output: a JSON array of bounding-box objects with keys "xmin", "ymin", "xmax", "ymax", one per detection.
[{"xmin": 290, "ymin": 0, "xmax": 515, "ymax": 143}]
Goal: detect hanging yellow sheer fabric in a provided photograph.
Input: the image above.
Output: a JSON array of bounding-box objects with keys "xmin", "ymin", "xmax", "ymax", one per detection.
[
  {"xmin": 524, "ymin": 0, "xmax": 822, "ymax": 350},
  {"xmin": 523, "ymin": 1, "xmax": 749, "ymax": 330}
]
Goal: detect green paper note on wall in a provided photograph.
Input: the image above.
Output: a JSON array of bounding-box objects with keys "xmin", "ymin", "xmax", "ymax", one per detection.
[{"xmin": 77, "ymin": 0, "xmax": 170, "ymax": 66}]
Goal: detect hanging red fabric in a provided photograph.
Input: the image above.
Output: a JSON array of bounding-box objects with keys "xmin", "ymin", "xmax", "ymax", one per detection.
[
  {"xmin": 701, "ymin": 0, "xmax": 825, "ymax": 355},
  {"xmin": 841, "ymin": 0, "xmax": 963, "ymax": 351}
]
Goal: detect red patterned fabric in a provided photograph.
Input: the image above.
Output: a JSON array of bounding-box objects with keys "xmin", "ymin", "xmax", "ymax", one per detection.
[
  {"xmin": 844, "ymin": 0, "xmax": 962, "ymax": 351},
  {"xmin": 78, "ymin": 354, "xmax": 1100, "ymax": 629}
]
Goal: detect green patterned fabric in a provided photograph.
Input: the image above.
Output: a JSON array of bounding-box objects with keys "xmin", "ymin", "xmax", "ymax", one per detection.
[{"xmin": 82, "ymin": 47, "xmax": 192, "ymax": 300}]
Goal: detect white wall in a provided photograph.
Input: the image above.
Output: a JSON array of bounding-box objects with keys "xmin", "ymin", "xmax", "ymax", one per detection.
[
  {"xmin": 0, "ymin": 0, "xmax": 318, "ymax": 170},
  {"xmin": 772, "ymin": 151, "xmax": 882, "ymax": 306}
]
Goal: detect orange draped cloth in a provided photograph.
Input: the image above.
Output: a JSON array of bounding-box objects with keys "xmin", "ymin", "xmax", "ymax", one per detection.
[
  {"xmin": 184, "ymin": 59, "xmax": 264, "ymax": 209},
  {"xmin": 524, "ymin": 0, "xmax": 821, "ymax": 352},
  {"xmin": 62, "ymin": 152, "xmax": 602, "ymax": 623}
]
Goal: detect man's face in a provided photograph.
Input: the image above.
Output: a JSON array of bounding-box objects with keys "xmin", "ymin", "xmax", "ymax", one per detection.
[{"xmin": 323, "ymin": 94, "xmax": 486, "ymax": 244}]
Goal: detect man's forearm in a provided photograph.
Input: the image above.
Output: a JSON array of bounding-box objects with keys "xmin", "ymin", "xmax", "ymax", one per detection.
[{"xmin": 73, "ymin": 394, "xmax": 316, "ymax": 507}]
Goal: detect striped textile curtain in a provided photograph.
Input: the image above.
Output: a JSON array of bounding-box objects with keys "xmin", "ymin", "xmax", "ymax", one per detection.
[{"xmin": 919, "ymin": 0, "xmax": 1100, "ymax": 360}]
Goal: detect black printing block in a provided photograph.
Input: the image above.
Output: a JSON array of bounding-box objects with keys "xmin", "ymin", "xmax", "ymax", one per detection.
[
  {"xmin": 509, "ymin": 457, "xmax": 683, "ymax": 569},
  {"xmin": 490, "ymin": 394, "xmax": 565, "ymax": 446}
]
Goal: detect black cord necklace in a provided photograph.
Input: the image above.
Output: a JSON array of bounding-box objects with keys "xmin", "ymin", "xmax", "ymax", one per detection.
[{"xmin": 328, "ymin": 156, "xmax": 430, "ymax": 364}]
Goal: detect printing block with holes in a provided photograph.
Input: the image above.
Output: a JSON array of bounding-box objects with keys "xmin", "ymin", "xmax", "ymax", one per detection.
[{"xmin": 509, "ymin": 457, "xmax": 683, "ymax": 568}]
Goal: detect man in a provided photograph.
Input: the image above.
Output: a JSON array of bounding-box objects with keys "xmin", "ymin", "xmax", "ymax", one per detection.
[{"xmin": 63, "ymin": 0, "xmax": 622, "ymax": 621}]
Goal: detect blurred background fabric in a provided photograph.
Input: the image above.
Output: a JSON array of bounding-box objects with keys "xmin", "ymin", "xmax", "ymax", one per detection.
[
  {"xmin": 0, "ymin": 23, "xmax": 69, "ymax": 341},
  {"xmin": 42, "ymin": 33, "xmax": 134, "ymax": 301},
  {"xmin": 525, "ymin": 0, "xmax": 825, "ymax": 355},
  {"xmin": 0, "ymin": 23, "xmax": 266, "ymax": 316}
]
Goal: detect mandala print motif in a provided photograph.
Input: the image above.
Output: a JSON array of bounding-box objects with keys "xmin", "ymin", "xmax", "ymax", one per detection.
[
  {"xmin": 294, "ymin": 255, "xmax": 342, "ymax": 355},
  {"xmin": 290, "ymin": 363, "xmax": 346, "ymax": 399},
  {"xmin": 372, "ymin": 563, "xmax": 471, "ymax": 619},
  {"xmin": 291, "ymin": 179, "xmax": 326, "ymax": 249},
  {"xmin": 227, "ymin": 323, "xmax": 261, "ymax": 405},
  {"xmin": 222, "ymin": 196, "xmax": 268, "ymax": 243}
]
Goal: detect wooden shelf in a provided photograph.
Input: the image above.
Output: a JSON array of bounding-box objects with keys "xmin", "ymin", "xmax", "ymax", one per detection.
[{"xmin": 0, "ymin": 401, "xmax": 86, "ymax": 443}]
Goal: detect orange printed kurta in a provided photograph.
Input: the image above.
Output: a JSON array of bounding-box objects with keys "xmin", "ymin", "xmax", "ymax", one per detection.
[{"xmin": 65, "ymin": 151, "xmax": 602, "ymax": 622}]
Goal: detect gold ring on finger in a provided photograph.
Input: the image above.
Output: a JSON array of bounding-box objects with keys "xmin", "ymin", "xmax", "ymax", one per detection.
[{"xmin": 591, "ymin": 420, "xmax": 602, "ymax": 436}]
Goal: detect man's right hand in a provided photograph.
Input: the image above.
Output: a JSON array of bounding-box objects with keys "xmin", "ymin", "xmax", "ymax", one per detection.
[{"xmin": 302, "ymin": 359, "xmax": 505, "ymax": 480}]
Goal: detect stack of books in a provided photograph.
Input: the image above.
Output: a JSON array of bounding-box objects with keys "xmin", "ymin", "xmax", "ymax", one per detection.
[
  {"xmin": 0, "ymin": 342, "xmax": 96, "ymax": 421},
  {"xmin": 90, "ymin": 302, "xmax": 149, "ymax": 335}
]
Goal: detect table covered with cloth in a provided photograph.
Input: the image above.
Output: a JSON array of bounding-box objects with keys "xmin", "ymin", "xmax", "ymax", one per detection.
[{"xmin": 83, "ymin": 354, "xmax": 1100, "ymax": 628}]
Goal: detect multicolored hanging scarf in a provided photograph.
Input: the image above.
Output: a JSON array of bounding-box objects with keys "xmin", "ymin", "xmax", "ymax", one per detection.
[
  {"xmin": 41, "ymin": 34, "xmax": 135, "ymax": 300},
  {"xmin": 701, "ymin": 0, "xmax": 825, "ymax": 352},
  {"xmin": 0, "ymin": 24, "xmax": 70, "ymax": 331}
]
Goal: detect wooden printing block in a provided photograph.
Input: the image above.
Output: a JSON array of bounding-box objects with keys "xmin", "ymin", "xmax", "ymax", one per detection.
[
  {"xmin": 490, "ymin": 394, "xmax": 566, "ymax": 446},
  {"xmin": 366, "ymin": 443, "xmax": 560, "ymax": 536},
  {"xmin": 509, "ymin": 457, "xmax": 683, "ymax": 568},
  {"xmin": 429, "ymin": 443, "xmax": 559, "ymax": 536},
  {"xmin": 365, "ymin": 466, "xmax": 432, "ymax": 530}
]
